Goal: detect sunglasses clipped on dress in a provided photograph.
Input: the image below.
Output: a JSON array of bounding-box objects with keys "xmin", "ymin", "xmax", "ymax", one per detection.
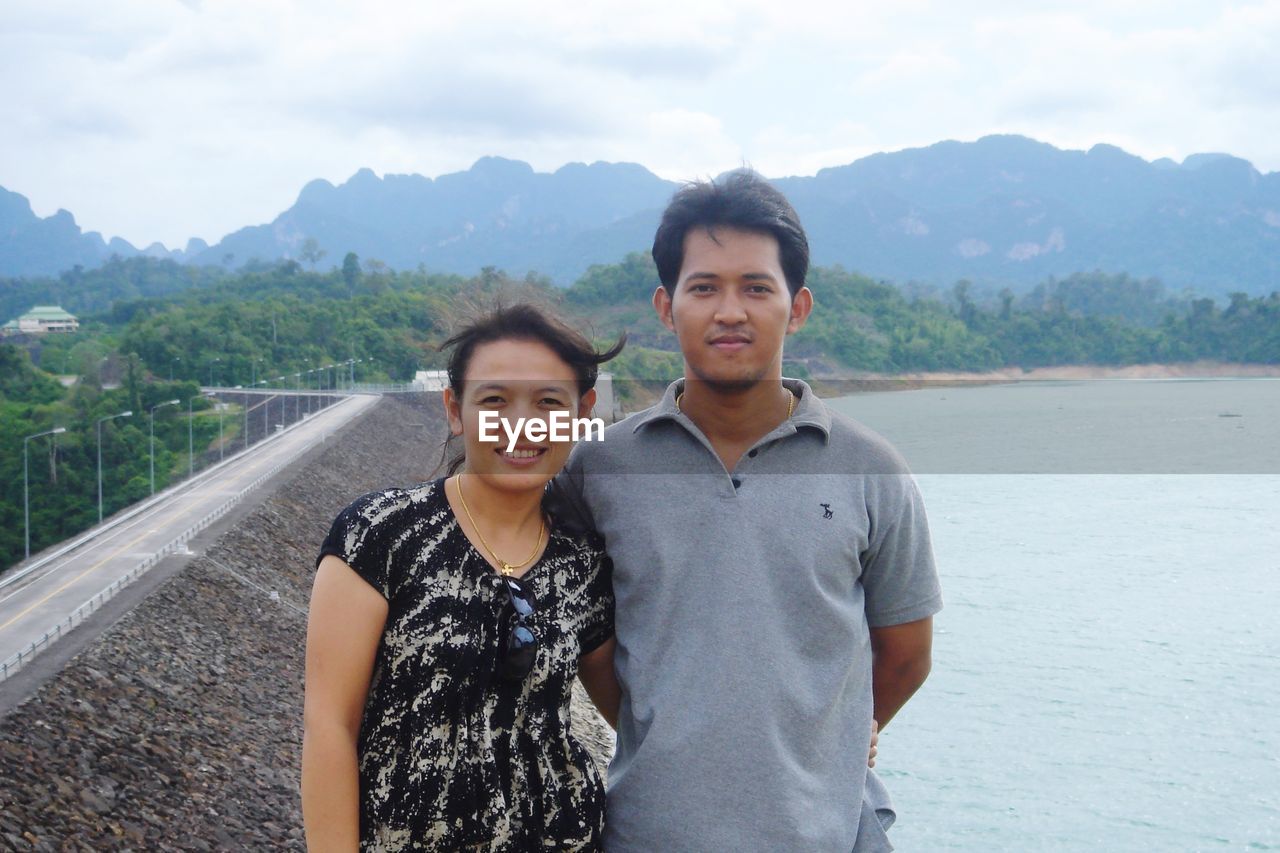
[{"xmin": 497, "ymin": 575, "xmax": 538, "ymax": 682}]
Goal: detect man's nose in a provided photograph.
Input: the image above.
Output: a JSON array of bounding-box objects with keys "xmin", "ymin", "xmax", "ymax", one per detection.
[{"xmin": 713, "ymin": 290, "xmax": 748, "ymax": 324}]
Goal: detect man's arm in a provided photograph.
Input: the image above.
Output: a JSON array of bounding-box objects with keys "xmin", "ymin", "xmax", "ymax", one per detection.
[{"xmin": 869, "ymin": 615, "xmax": 933, "ymax": 730}]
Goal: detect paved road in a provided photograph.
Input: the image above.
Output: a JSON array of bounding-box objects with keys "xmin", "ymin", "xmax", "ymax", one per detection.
[{"xmin": 0, "ymin": 393, "xmax": 380, "ymax": 667}]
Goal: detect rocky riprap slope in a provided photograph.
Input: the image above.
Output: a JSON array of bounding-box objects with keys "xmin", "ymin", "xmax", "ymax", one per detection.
[{"xmin": 0, "ymin": 395, "xmax": 615, "ymax": 850}]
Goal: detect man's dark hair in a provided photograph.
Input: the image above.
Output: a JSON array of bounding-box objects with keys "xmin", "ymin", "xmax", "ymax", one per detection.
[{"xmin": 651, "ymin": 169, "xmax": 810, "ymax": 297}]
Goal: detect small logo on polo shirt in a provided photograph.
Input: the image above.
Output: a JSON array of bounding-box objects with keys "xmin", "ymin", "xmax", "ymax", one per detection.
[{"xmin": 820, "ymin": 503, "xmax": 833, "ymax": 519}]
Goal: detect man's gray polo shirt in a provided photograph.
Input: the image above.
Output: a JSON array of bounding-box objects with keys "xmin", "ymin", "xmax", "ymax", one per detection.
[{"xmin": 558, "ymin": 379, "xmax": 943, "ymax": 852}]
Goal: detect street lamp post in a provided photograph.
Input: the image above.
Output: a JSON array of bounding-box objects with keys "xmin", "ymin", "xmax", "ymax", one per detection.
[
  {"xmin": 208, "ymin": 357, "xmax": 220, "ymax": 387},
  {"xmin": 96, "ymin": 411, "xmax": 133, "ymax": 525},
  {"xmin": 293, "ymin": 372, "xmax": 301, "ymax": 424},
  {"xmin": 216, "ymin": 394, "xmax": 224, "ymax": 461},
  {"xmin": 262, "ymin": 380, "xmax": 272, "ymax": 437},
  {"xmin": 243, "ymin": 387, "xmax": 253, "ymax": 451},
  {"xmin": 24, "ymin": 427, "xmax": 67, "ymax": 560},
  {"xmin": 170, "ymin": 357, "xmax": 181, "ymax": 382},
  {"xmin": 149, "ymin": 399, "xmax": 180, "ymax": 495},
  {"xmin": 188, "ymin": 397, "xmax": 195, "ymax": 478}
]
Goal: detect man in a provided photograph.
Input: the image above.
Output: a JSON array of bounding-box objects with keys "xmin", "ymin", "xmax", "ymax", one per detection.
[{"xmin": 564, "ymin": 170, "xmax": 941, "ymax": 851}]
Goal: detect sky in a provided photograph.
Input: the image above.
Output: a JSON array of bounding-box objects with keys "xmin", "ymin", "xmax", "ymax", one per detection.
[{"xmin": 3, "ymin": 0, "xmax": 1279, "ymax": 249}]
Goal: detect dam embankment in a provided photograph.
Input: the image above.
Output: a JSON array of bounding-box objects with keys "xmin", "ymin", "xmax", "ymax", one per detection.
[{"xmin": 0, "ymin": 395, "xmax": 614, "ymax": 850}]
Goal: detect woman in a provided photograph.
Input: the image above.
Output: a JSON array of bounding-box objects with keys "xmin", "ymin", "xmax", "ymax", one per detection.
[{"xmin": 302, "ymin": 303, "xmax": 624, "ymax": 851}]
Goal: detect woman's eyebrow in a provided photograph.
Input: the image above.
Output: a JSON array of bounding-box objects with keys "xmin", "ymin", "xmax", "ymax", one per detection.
[{"xmin": 472, "ymin": 382, "xmax": 571, "ymax": 394}]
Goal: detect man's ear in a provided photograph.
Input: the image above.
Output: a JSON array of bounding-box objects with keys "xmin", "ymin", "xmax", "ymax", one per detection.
[
  {"xmin": 442, "ymin": 388, "xmax": 463, "ymax": 436},
  {"xmin": 577, "ymin": 388, "xmax": 598, "ymax": 419},
  {"xmin": 653, "ymin": 285, "xmax": 676, "ymax": 333},
  {"xmin": 787, "ymin": 286, "xmax": 814, "ymax": 335}
]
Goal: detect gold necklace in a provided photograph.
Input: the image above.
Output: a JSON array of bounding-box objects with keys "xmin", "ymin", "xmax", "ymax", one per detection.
[
  {"xmin": 455, "ymin": 476, "xmax": 546, "ymax": 576},
  {"xmin": 676, "ymin": 387, "xmax": 795, "ymax": 418}
]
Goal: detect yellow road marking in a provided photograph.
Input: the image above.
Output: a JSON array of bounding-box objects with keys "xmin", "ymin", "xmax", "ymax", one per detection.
[
  {"xmin": 0, "ymin": 449, "xmax": 274, "ymax": 633},
  {"xmin": 0, "ymin": 521, "xmax": 162, "ymax": 632},
  {"xmin": 0, "ymin": 398, "xmax": 366, "ymax": 636}
]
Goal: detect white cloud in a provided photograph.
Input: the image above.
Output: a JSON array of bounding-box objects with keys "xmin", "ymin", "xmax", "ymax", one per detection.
[{"xmin": 1, "ymin": 0, "xmax": 1278, "ymax": 248}]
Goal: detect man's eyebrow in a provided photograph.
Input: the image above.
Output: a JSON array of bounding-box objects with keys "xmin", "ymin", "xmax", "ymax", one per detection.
[
  {"xmin": 472, "ymin": 382, "xmax": 508, "ymax": 393},
  {"xmin": 534, "ymin": 384, "xmax": 571, "ymax": 395},
  {"xmin": 684, "ymin": 271, "xmax": 779, "ymax": 283}
]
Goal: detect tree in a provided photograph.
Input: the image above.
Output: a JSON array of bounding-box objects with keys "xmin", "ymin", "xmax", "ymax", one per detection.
[
  {"xmin": 299, "ymin": 238, "xmax": 326, "ymax": 270},
  {"xmin": 342, "ymin": 252, "xmax": 361, "ymax": 294},
  {"xmin": 952, "ymin": 279, "xmax": 977, "ymax": 327}
]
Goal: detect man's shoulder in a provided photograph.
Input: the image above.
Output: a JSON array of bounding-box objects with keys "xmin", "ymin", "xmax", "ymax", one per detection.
[
  {"xmin": 573, "ymin": 406, "xmax": 665, "ymax": 461},
  {"xmin": 813, "ymin": 400, "xmax": 915, "ymax": 477}
]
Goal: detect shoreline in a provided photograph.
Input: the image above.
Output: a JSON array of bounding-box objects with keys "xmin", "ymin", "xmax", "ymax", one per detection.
[
  {"xmin": 615, "ymin": 361, "xmax": 1278, "ymax": 412},
  {"xmin": 809, "ymin": 361, "xmax": 1280, "ymax": 395}
]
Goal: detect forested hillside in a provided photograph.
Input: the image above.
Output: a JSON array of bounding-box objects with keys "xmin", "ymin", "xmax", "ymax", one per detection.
[{"xmin": 2, "ymin": 253, "xmax": 1277, "ymax": 571}]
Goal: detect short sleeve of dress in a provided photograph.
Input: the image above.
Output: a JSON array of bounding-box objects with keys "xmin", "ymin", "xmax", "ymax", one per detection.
[
  {"xmin": 577, "ymin": 552, "xmax": 615, "ymax": 656},
  {"xmin": 315, "ymin": 490, "xmax": 403, "ymax": 600}
]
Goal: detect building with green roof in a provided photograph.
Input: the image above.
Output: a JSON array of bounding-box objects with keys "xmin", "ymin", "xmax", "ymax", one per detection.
[{"xmin": 1, "ymin": 305, "xmax": 79, "ymax": 335}]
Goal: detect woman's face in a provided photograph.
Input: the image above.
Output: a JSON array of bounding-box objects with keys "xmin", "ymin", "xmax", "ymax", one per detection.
[{"xmin": 444, "ymin": 338, "xmax": 597, "ymax": 494}]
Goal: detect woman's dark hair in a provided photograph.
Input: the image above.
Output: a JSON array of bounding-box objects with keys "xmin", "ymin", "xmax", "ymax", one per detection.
[
  {"xmin": 436, "ymin": 302, "xmax": 625, "ymax": 475},
  {"xmin": 651, "ymin": 169, "xmax": 810, "ymax": 297}
]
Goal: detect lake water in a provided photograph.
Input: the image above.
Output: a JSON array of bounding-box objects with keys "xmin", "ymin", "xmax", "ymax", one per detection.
[{"xmin": 825, "ymin": 381, "xmax": 1280, "ymax": 851}]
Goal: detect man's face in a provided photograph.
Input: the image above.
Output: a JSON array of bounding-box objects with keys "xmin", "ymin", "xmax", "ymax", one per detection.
[{"xmin": 653, "ymin": 226, "xmax": 812, "ymax": 391}]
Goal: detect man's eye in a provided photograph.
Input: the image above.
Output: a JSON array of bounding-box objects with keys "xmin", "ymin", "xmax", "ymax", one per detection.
[
  {"xmin": 479, "ymin": 395, "xmax": 504, "ymax": 405},
  {"xmin": 540, "ymin": 397, "xmax": 568, "ymax": 407}
]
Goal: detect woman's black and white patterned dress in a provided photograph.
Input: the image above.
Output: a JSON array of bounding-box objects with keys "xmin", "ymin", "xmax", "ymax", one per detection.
[{"xmin": 316, "ymin": 478, "xmax": 613, "ymax": 851}]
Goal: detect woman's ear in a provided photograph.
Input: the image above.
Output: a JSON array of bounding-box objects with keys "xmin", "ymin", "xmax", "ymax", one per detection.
[
  {"xmin": 443, "ymin": 388, "xmax": 464, "ymax": 436},
  {"xmin": 578, "ymin": 388, "xmax": 598, "ymax": 420}
]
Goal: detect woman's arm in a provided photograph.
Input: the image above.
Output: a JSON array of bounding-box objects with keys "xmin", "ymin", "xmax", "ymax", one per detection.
[
  {"xmin": 302, "ymin": 556, "xmax": 389, "ymax": 852},
  {"xmin": 577, "ymin": 637, "xmax": 620, "ymax": 730}
]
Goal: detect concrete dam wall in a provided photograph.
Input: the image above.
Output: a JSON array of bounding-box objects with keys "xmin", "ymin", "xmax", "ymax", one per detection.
[{"xmin": 0, "ymin": 395, "xmax": 615, "ymax": 850}]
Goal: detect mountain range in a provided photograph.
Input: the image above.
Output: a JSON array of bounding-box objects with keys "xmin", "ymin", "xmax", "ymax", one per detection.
[{"xmin": 3, "ymin": 135, "xmax": 1278, "ymax": 297}]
